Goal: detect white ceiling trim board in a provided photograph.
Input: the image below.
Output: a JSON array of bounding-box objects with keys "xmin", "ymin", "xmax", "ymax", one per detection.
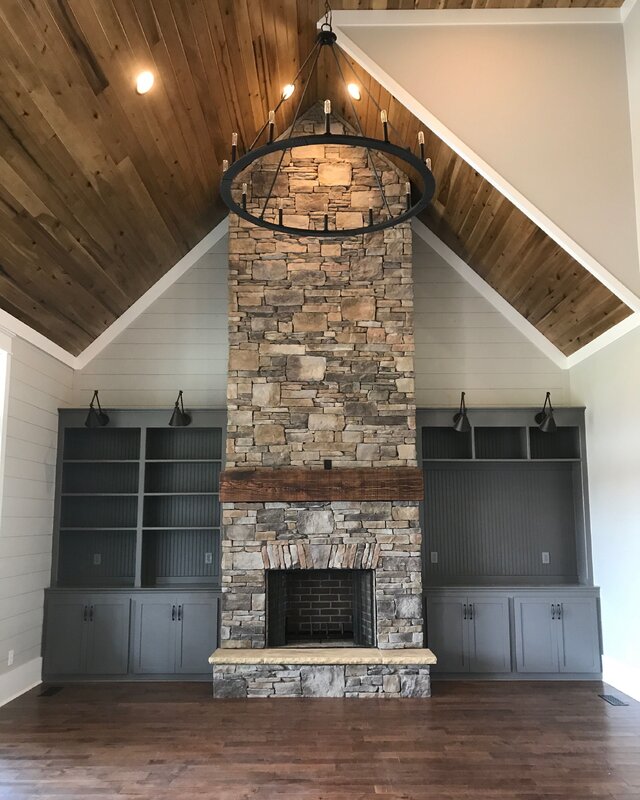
[
  {"xmin": 0, "ymin": 312, "xmax": 74, "ymax": 368},
  {"xmin": 331, "ymin": 18, "xmax": 640, "ymax": 316},
  {"xmin": 331, "ymin": 9, "xmax": 622, "ymax": 26},
  {"xmin": 565, "ymin": 312, "xmax": 640, "ymax": 367},
  {"xmin": 74, "ymin": 217, "xmax": 229, "ymax": 370},
  {"xmin": 412, "ymin": 219, "xmax": 569, "ymax": 370}
]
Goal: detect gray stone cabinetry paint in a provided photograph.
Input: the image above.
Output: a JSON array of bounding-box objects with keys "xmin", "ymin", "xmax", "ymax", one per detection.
[{"xmin": 215, "ymin": 108, "xmax": 431, "ymax": 694}]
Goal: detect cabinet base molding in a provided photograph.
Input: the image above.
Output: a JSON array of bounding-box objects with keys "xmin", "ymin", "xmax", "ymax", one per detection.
[{"xmin": 0, "ymin": 657, "xmax": 42, "ymax": 708}]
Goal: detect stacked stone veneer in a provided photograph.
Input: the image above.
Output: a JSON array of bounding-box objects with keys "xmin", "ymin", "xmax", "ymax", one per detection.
[{"xmin": 219, "ymin": 108, "xmax": 425, "ymax": 671}]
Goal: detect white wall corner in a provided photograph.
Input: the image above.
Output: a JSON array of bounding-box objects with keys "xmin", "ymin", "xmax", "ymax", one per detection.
[
  {"xmin": 621, "ymin": 0, "xmax": 638, "ymax": 24},
  {"xmin": 0, "ymin": 312, "xmax": 74, "ymax": 368},
  {"xmin": 412, "ymin": 219, "xmax": 569, "ymax": 370},
  {"xmin": 332, "ymin": 18, "xmax": 640, "ymax": 316},
  {"xmin": 602, "ymin": 654, "xmax": 640, "ymax": 702},
  {"xmin": 0, "ymin": 657, "xmax": 42, "ymax": 708}
]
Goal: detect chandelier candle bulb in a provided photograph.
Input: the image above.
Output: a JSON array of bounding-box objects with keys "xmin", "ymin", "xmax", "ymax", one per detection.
[
  {"xmin": 231, "ymin": 132, "xmax": 238, "ymax": 163},
  {"xmin": 381, "ymin": 109, "xmax": 389, "ymax": 142},
  {"xmin": 268, "ymin": 110, "xmax": 275, "ymax": 143},
  {"xmin": 418, "ymin": 130, "xmax": 425, "ymax": 160},
  {"xmin": 222, "ymin": 159, "xmax": 229, "ymax": 173},
  {"xmin": 426, "ymin": 157, "xmax": 432, "ymax": 170},
  {"xmin": 278, "ymin": 198, "xmax": 283, "ymax": 226},
  {"xmin": 405, "ymin": 181, "xmax": 411, "ymax": 210},
  {"xmin": 241, "ymin": 182, "xmax": 247, "ymax": 211},
  {"xmin": 282, "ymin": 83, "xmax": 295, "ymax": 100},
  {"xmin": 324, "ymin": 99, "xmax": 331, "ymax": 134}
]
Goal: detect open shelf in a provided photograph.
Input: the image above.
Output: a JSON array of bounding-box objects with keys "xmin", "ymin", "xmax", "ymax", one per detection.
[
  {"xmin": 422, "ymin": 427, "xmax": 472, "ymax": 460},
  {"xmin": 141, "ymin": 528, "xmax": 220, "ymax": 587},
  {"xmin": 60, "ymin": 495, "xmax": 138, "ymax": 529},
  {"xmin": 144, "ymin": 461, "xmax": 220, "ymax": 493},
  {"xmin": 63, "ymin": 428, "xmax": 140, "ymax": 461},
  {"xmin": 530, "ymin": 426, "xmax": 581, "ymax": 460},
  {"xmin": 143, "ymin": 494, "xmax": 219, "ymax": 528},
  {"xmin": 61, "ymin": 461, "xmax": 139, "ymax": 494},
  {"xmin": 474, "ymin": 426, "xmax": 527, "ymax": 460},
  {"xmin": 145, "ymin": 428, "xmax": 222, "ymax": 461},
  {"xmin": 57, "ymin": 530, "xmax": 136, "ymax": 588}
]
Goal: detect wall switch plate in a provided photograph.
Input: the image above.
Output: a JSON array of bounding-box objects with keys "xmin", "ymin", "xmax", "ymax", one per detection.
[
  {"xmin": 93, "ymin": 553, "xmax": 102, "ymax": 566},
  {"xmin": 542, "ymin": 551, "xmax": 550, "ymax": 564},
  {"xmin": 204, "ymin": 552, "xmax": 213, "ymax": 565},
  {"xmin": 8, "ymin": 649, "xmax": 14, "ymax": 667},
  {"xmin": 430, "ymin": 551, "xmax": 439, "ymax": 564}
]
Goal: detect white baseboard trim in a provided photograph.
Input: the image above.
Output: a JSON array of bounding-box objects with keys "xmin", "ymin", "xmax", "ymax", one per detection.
[
  {"xmin": 0, "ymin": 657, "xmax": 42, "ymax": 708},
  {"xmin": 602, "ymin": 655, "xmax": 640, "ymax": 702}
]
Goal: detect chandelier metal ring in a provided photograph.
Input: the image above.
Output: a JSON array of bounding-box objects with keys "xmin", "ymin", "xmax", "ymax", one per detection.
[{"xmin": 221, "ymin": 133, "xmax": 436, "ymax": 239}]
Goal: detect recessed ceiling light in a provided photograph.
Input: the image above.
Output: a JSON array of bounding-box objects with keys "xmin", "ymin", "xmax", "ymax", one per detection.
[
  {"xmin": 282, "ymin": 83, "xmax": 295, "ymax": 100},
  {"xmin": 347, "ymin": 83, "xmax": 361, "ymax": 101},
  {"xmin": 136, "ymin": 71, "xmax": 154, "ymax": 95}
]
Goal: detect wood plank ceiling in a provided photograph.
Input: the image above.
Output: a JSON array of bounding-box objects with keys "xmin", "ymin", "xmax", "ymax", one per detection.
[{"xmin": 0, "ymin": 0, "xmax": 629, "ymax": 356}]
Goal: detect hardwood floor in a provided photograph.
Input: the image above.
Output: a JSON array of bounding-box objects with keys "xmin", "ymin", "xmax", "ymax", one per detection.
[{"xmin": 0, "ymin": 681, "xmax": 638, "ymax": 799}]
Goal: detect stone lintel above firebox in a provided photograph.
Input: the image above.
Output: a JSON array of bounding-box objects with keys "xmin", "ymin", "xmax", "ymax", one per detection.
[
  {"xmin": 210, "ymin": 647, "xmax": 437, "ymax": 666},
  {"xmin": 220, "ymin": 466, "xmax": 424, "ymax": 502}
]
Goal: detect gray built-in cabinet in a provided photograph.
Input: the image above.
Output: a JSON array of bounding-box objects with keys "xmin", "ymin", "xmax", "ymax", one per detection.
[
  {"xmin": 419, "ymin": 408, "xmax": 602, "ymax": 678},
  {"xmin": 43, "ymin": 409, "xmax": 224, "ymax": 680}
]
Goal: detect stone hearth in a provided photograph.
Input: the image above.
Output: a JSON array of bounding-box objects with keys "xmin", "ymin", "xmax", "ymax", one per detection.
[{"xmin": 211, "ymin": 107, "xmax": 435, "ymax": 697}]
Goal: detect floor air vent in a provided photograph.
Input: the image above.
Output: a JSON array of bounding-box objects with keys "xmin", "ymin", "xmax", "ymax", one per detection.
[
  {"xmin": 599, "ymin": 694, "xmax": 629, "ymax": 706},
  {"xmin": 39, "ymin": 686, "xmax": 64, "ymax": 697}
]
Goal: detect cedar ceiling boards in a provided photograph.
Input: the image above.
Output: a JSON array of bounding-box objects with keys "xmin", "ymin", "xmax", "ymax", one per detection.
[{"xmin": 0, "ymin": 0, "xmax": 631, "ymax": 358}]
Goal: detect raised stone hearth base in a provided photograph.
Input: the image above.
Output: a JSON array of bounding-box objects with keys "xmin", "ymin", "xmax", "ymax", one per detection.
[{"xmin": 210, "ymin": 648, "xmax": 436, "ymax": 698}]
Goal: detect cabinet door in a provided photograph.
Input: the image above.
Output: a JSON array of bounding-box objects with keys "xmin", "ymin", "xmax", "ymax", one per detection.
[
  {"xmin": 176, "ymin": 595, "xmax": 218, "ymax": 674},
  {"xmin": 467, "ymin": 595, "xmax": 511, "ymax": 673},
  {"xmin": 43, "ymin": 596, "xmax": 88, "ymax": 676},
  {"xmin": 426, "ymin": 594, "xmax": 468, "ymax": 673},
  {"xmin": 132, "ymin": 596, "xmax": 177, "ymax": 674},
  {"xmin": 557, "ymin": 597, "xmax": 601, "ymax": 673},
  {"xmin": 85, "ymin": 596, "xmax": 131, "ymax": 675},
  {"xmin": 514, "ymin": 597, "xmax": 558, "ymax": 673}
]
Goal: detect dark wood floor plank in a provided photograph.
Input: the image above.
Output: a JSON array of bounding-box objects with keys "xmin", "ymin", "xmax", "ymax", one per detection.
[{"xmin": 0, "ymin": 681, "xmax": 638, "ymax": 799}]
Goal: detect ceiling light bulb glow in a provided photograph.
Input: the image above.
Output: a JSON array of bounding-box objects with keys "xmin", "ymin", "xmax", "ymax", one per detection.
[
  {"xmin": 136, "ymin": 71, "xmax": 154, "ymax": 94},
  {"xmin": 282, "ymin": 83, "xmax": 295, "ymax": 100},
  {"xmin": 347, "ymin": 83, "xmax": 361, "ymax": 101}
]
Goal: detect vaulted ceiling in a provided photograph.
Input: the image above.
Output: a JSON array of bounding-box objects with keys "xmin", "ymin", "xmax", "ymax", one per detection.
[{"xmin": 0, "ymin": 0, "xmax": 630, "ymax": 356}]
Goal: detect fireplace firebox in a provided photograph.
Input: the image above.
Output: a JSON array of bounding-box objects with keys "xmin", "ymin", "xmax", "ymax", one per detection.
[{"xmin": 266, "ymin": 569, "xmax": 376, "ymax": 647}]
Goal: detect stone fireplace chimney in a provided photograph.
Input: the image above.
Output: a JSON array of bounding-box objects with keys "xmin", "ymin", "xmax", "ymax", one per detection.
[{"xmin": 211, "ymin": 108, "xmax": 435, "ymax": 697}]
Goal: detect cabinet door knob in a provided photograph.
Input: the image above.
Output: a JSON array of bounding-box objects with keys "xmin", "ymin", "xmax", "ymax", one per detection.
[{"xmin": 171, "ymin": 605, "xmax": 176, "ymax": 621}]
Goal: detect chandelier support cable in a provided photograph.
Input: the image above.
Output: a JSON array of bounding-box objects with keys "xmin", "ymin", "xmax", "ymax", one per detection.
[
  {"xmin": 329, "ymin": 43, "xmax": 393, "ymax": 222},
  {"xmin": 259, "ymin": 38, "xmax": 323, "ymax": 221}
]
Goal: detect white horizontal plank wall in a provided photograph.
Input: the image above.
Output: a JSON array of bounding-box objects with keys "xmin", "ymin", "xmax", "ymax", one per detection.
[
  {"xmin": 413, "ymin": 235, "xmax": 570, "ymax": 406},
  {"xmin": 72, "ymin": 237, "xmax": 228, "ymax": 408},
  {"xmin": 0, "ymin": 338, "xmax": 73, "ymax": 691}
]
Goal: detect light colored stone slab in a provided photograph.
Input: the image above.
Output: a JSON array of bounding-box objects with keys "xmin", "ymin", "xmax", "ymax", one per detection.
[{"xmin": 210, "ymin": 647, "xmax": 437, "ymax": 666}]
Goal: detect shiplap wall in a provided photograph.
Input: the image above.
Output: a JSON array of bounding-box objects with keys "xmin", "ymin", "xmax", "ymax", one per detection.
[
  {"xmin": 74, "ymin": 232, "xmax": 568, "ymax": 409},
  {"xmin": 72, "ymin": 235, "xmax": 228, "ymax": 408},
  {"xmin": 0, "ymin": 338, "xmax": 73, "ymax": 679},
  {"xmin": 413, "ymin": 234, "xmax": 570, "ymax": 406}
]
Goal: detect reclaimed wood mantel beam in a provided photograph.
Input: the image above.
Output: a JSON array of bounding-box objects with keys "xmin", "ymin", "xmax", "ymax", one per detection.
[{"xmin": 219, "ymin": 467, "xmax": 424, "ymax": 502}]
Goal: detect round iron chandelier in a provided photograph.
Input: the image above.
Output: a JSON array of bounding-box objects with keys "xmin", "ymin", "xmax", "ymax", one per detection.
[{"xmin": 219, "ymin": 4, "xmax": 435, "ymax": 239}]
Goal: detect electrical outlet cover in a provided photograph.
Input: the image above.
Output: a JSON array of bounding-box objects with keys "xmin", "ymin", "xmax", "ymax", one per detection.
[
  {"xmin": 8, "ymin": 649, "xmax": 14, "ymax": 667},
  {"xmin": 204, "ymin": 552, "xmax": 213, "ymax": 565},
  {"xmin": 430, "ymin": 551, "xmax": 438, "ymax": 564},
  {"xmin": 542, "ymin": 551, "xmax": 550, "ymax": 564},
  {"xmin": 93, "ymin": 553, "xmax": 102, "ymax": 566}
]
